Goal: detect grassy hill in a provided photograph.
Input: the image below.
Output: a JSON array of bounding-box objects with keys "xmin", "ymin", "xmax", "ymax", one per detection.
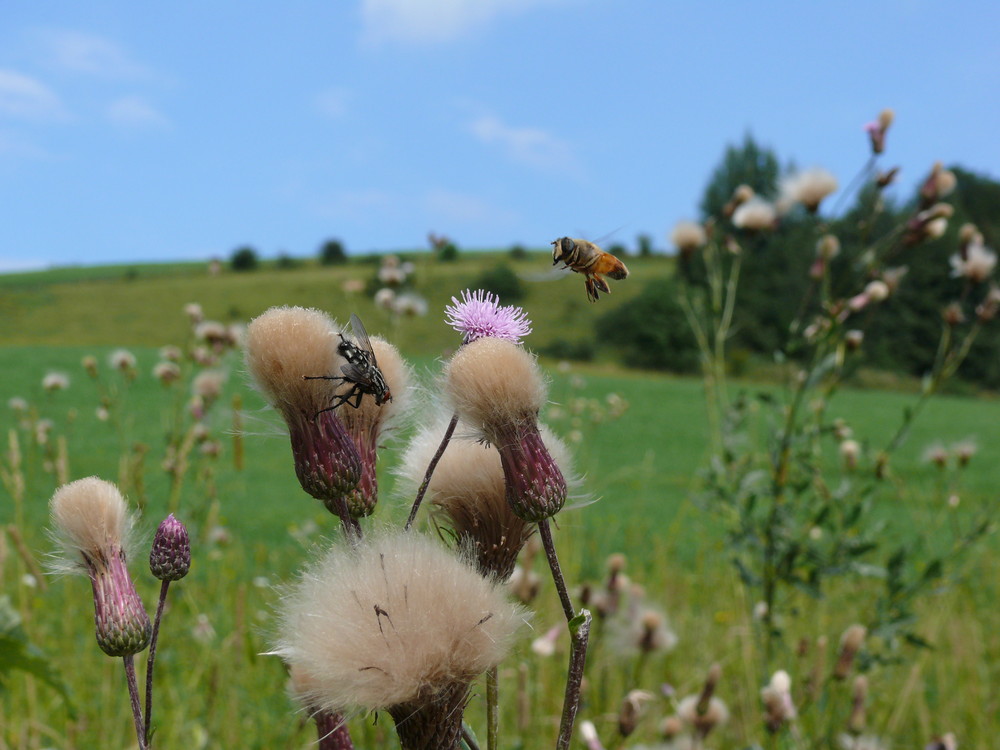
[{"xmin": 1, "ymin": 251, "xmax": 997, "ymax": 748}]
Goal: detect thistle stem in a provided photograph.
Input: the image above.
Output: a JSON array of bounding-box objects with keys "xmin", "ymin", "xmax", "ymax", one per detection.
[
  {"xmin": 486, "ymin": 666, "xmax": 499, "ymax": 750},
  {"xmin": 405, "ymin": 413, "xmax": 458, "ymax": 530},
  {"xmin": 556, "ymin": 610, "xmax": 592, "ymax": 750},
  {"xmin": 315, "ymin": 711, "xmax": 355, "ymax": 749},
  {"xmin": 123, "ymin": 655, "xmax": 147, "ymax": 750},
  {"xmin": 144, "ymin": 579, "xmax": 170, "ymax": 743},
  {"xmin": 537, "ymin": 518, "xmax": 590, "ymax": 750},
  {"xmin": 538, "ymin": 519, "xmax": 574, "ymax": 622}
]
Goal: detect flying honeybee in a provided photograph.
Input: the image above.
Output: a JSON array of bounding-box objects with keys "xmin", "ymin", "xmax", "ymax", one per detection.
[
  {"xmin": 551, "ymin": 237, "xmax": 629, "ymax": 302},
  {"xmin": 304, "ymin": 313, "xmax": 392, "ymax": 411}
]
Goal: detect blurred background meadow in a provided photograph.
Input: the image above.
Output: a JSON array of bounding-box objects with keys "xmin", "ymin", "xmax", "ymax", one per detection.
[{"xmin": 1, "ymin": 2, "xmax": 999, "ymax": 749}]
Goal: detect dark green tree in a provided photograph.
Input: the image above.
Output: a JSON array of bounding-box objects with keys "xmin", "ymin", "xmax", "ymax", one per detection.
[
  {"xmin": 230, "ymin": 245, "xmax": 259, "ymax": 272},
  {"xmin": 595, "ymin": 278, "xmax": 699, "ymax": 372},
  {"xmin": 699, "ymin": 133, "xmax": 781, "ymax": 218},
  {"xmin": 319, "ymin": 239, "xmax": 347, "ymax": 266}
]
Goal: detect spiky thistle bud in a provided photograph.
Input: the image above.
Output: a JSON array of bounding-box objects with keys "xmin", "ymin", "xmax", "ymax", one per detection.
[
  {"xmin": 245, "ymin": 306, "xmax": 361, "ymax": 513},
  {"xmin": 49, "ymin": 477, "xmax": 151, "ymax": 657},
  {"xmin": 149, "ymin": 514, "xmax": 191, "ymax": 581},
  {"xmin": 444, "ymin": 337, "xmax": 566, "ymax": 521}
]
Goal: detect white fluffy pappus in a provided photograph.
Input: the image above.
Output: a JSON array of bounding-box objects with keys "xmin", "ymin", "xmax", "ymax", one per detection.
[
  {"xmin": 272, "ymin": 530, "xmax": 527, "ymax": 714},
  {"xmin": 244, "ymin": 306, "xmax": 345, "ymax": 417},
  {"xmin": 49, "ymin": 476, "xmax": 135, "ymax": 571},
  {"xmin": 443, "ymin": 337, "xmax": 546, "ymax": 440}
]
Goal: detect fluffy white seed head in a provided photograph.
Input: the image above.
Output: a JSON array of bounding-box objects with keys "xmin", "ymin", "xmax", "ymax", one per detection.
[
  {"xmin": 50, "ymin": 477, "xmax": 133, "ymax": 569},
  {"xmin": 670, "ymin": 220, "xmax": 707, "ymax": 253},
  {"xmin": 444, "ymin": 337, "xmax": 546, "ymax": 438},
  {"xmin": 781, "ymin": 168, "xmax": 839, "ymax": 212},
  {"xmin": 274, "ymin": 530, "xmax": 526, "ymax": 714},
  {"xmin": 245, "ymin": 306, "xmax": 344, "ymax": 417},
  {"xmin": 732, "ymin": 198, "xmax": 777, "ymax": 231},
  {"xmin": 336, "ymin": 336, "xmax": 412, "ymax": 439}
]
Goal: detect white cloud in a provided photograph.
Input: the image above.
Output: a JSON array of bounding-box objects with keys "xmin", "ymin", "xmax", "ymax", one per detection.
[
  {"xmin": 0, "ymin": 69, "xmax": 66, "ymax": 120},
  {"xmin": 315, "ymin": 87, "xmax": 352, "ymax": 119},
  {"xmin": 469, "ymin": 114, "xmax": 582, "ymax": 176},
  {"xmin": 106, "ymin": 96, "xmax": 170, "ymax": 129},
  {"xmin": 360, "ymin": 0, "xmax": 564, "ymax": 44},
  {"xmin": 37, "ymin": 29, "xmax": 149, "ymax": 78}
]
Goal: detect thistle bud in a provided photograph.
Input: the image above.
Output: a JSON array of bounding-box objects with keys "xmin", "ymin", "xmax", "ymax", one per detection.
[{"xmin": 150, "ymin": 514, "xmax": 191, "ymax": 581}]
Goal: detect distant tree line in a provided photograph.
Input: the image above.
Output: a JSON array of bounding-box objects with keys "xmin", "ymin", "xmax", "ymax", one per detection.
[{"xmin": 599, "ymin": 135, "xmax": 1000, "ymax": 388}]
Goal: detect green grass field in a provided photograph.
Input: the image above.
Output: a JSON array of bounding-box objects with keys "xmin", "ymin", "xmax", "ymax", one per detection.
[{"xmin": 1, "ymin": 255, "xmax": 997, "ymax": 748}]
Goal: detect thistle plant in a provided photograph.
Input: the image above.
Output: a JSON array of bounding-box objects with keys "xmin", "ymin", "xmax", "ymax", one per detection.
[
  {"xmin": 49, "ymin": 477, "xmax": 190, "ymax": 749},
  {"xmin": 675, "ymin": 108, "xmax": 999, "ymax": 681}
]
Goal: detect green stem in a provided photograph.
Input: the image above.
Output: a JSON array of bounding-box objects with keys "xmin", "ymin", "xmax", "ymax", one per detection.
[{"xmin": 485, "ymin": 666, "xmax": 499, "ymax": 750}]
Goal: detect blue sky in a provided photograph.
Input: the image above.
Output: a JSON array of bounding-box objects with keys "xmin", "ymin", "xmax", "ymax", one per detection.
[{"xmin": 1, "ymin": 0, "xmax": 998, "ymax": 271}]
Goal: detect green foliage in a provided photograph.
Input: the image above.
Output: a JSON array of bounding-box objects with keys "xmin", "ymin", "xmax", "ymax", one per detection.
[
  {"xmin": 230, "ymin": 245, "xmax": 259, "ymax": 272},
  {"xmin": 508, "ymin": 243, "xmax": 528, "ymax": 260},
  {"xmin": 0, "ymin": 595, "xmax": 73, "ymax": 716},
  {"xmin": 473, "ymin": 263, "xmax": 526, "ymax": 303},
  {"xmin": 636, "ymin": 233, "xmax": 654, "ymax": 257},
  {"xmin": 595, "ymin": 278, "xmax": 699, "ymax": 372},
  {"xmin": 699, "ymin": 132, "xmax": 780, "ymax": 217},
  {"xmin": 318, "ymin": 238, "xmax": 347, "ymax": 266},
  {"xmin": 274, "ymin": 252, "xmax": 299, "ymax": 270},
  {"xmin": 607, "ymin": 242, "xmax": 628, "ymax": 258}
]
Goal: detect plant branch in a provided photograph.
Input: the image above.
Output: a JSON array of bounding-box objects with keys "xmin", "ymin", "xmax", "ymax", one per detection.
[{"xmin": 405, "ymin": 413, "xmax": 458, "ymax": 531}]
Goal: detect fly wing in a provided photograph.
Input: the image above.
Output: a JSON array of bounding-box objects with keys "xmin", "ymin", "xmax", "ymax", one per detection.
[{"xmin": 347, "ymin": 313, "xmax": 376, "ymax": 360}]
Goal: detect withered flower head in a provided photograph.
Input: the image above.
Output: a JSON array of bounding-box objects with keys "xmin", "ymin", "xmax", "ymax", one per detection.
[
  {"xmin": 245, "ymin": 306, "xmax": 361, "ymax": 511},
  {"xmin": 444, "ymin": 337, "xmax": 567, "ymax": 521},
  {"xmin": 49, "ymin": 477, "xmax": 151, "ymax": 657},
  {"xmin": 335, "ymin": 336, "xmax": 413, "ymax": 517},
  {"xmin": 273, "ymin": 531, "xmax": 526, "ymax": 749}
]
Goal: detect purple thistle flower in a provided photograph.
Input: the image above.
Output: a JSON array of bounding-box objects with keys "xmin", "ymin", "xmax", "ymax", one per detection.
[{"xmin": 445, "ymin": 289, "xmax": 532, "ymax": 344}]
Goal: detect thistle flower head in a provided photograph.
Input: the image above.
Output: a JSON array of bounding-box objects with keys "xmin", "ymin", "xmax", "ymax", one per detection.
[
  {"xmin": 49, "ymin": 477, "xmax": 151, "ymax": 657},
  {"xmin": 42, "ymin": 372, "xmax": 70, "ymax": 392},
  {"xmin": 149, "ymin": 513, "xmax": 191, "ymax": 581},
  {"xmin": 273, "ymin": 530, "xmax": 526, "ymax": 719},
  {"xmin": 245, "ymin": 306, "xmax": 345, "ymax": 417},
  {"xmin": 780, "ymin": 168, "xmax": 839, "ymax": 213},
  {"xmin": 677, "ymin": 693, "xmax": 729, "ymax": 738},
  {"xmin": 834, "ymin": 624, "xmax": 867, "ymax": 679},
  {"xmin": 50, "ymin": 476, "xmax": 133, "ymax": 568},
  {"xmin": 444, "ymin": 289, "xmax": 532, "ymax": 344},
  {"xmin": 950, "ymin": 240, "xmax": 997, "ymax": 283},
  {"xmin": 669, "ymin": 220, "xmax": 707, "ymax": 255},
  {"xmin": 109, "ymin": 348, "xmax": 137, "ymax": 372},
  {"xmin": 399, "ymin": 417, "xmax": 538, "ymax": 579},
  {"xmin": 336, "ymin": 336, "xmax": 413, "ymax": 517},
  {"xmin": 245, "ymin": 306, "xmax": 362, "ymax": 507},
  {"xmin": 444, "ymin": 337, "xmax": 567, "ymax": 521},
  {"xmin": 732, "ymin": 198, "xmax": 777, "ymax": 231}
]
